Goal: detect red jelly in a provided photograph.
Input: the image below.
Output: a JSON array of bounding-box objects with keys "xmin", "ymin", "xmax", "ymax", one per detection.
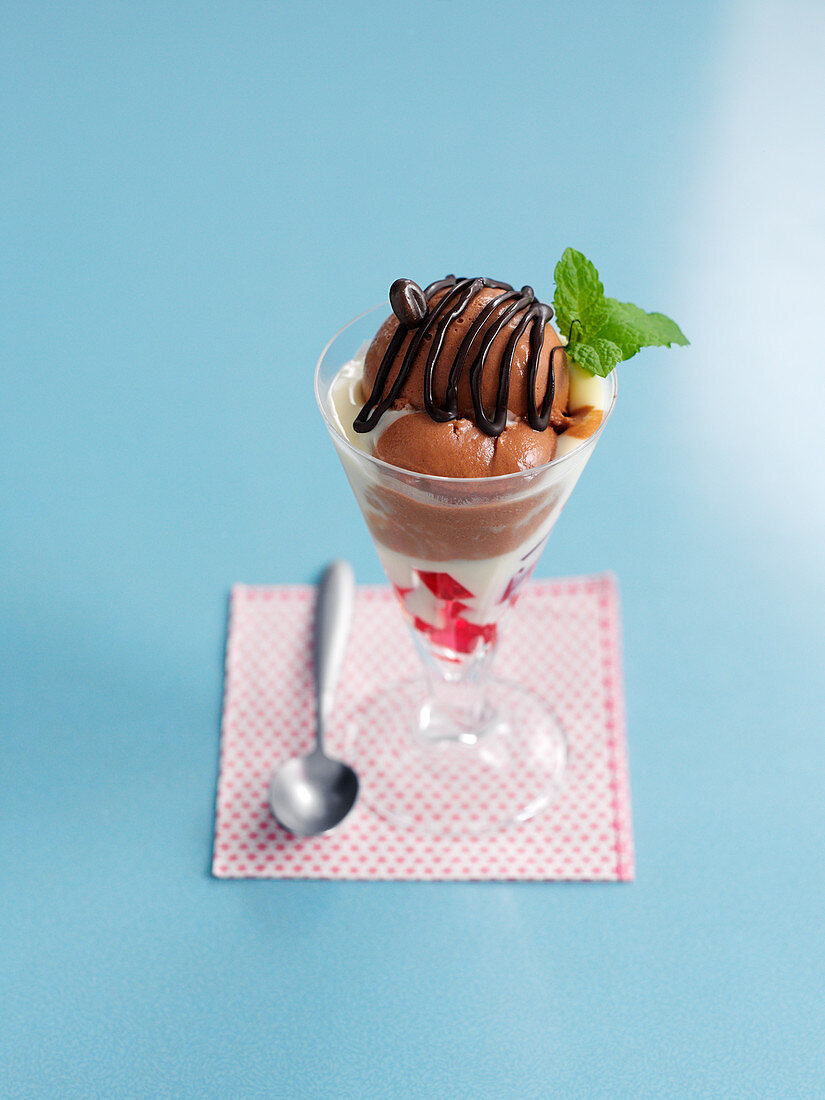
[
  {"xmin": 415, "ymin": 570, "xmax": 474, "ymax": 601},
  {"xmin": 499, "ymin": 562, "xmax": 536, "ymax": 604},
  {"xmin": 413, "ymin": 615, "xmax": 497, "ymax": 655}
]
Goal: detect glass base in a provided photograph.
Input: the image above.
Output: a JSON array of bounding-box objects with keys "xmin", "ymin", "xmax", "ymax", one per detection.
[{"xmin": 340, "ymin": 677, "xmax": 567, "ymax": 835}]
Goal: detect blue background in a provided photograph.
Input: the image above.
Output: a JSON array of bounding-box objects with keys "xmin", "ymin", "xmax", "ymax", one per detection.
[{"xmin": 2, "ymin": 2, "xmax": 824, "ymax": 1096}]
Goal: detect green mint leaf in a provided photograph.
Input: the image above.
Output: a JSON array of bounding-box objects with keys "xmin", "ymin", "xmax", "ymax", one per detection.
[
  {"xmin": 553, "ymin": 247, "xmax": 608, "ymax": 341},
  {"xmin": 599, "ymin": 298, "xmax": 689, "ymax": 358},
  {"xmin": 551, "ymin": 247, "xmax": 689, "ymax": 376},
  {"xmin": 567, "ymin": 337, "xmax": 623, "ymax": 378}
]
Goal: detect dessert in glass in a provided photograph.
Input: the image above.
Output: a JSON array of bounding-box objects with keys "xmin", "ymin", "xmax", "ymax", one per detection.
[{"xmin": 315, "ymin": 260, "xmax": 685, "ymax": 834}]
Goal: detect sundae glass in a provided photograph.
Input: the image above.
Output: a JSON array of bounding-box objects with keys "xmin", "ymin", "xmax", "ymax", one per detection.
[{"xmin": 314, "ymin": 278, "xmax": 618, "ymax": 834}]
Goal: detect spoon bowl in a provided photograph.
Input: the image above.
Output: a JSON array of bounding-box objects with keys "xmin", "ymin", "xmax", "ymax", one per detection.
[{"xmin": 268, "ymin": 749, "xmax": 359, "ymax": 836}]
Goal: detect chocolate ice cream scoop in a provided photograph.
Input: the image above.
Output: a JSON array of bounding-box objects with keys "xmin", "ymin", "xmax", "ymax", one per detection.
[
  {"xmin": 355, "ymin": 277, "xmax": 569, "ymax": 437},
  {"xmin": 374, "ymin": 412, "xmax": 558, "ymax": 479}
]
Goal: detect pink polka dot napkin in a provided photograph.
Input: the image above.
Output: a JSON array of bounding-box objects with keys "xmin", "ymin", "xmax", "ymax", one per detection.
[{"xmin": 212, "ymin": 575, "xmax": 634, "ymax": 881}]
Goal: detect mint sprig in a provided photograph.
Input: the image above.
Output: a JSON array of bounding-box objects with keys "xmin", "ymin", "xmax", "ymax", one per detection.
[{"xmin": 552, "ymin": 248, "xmax": 689, "ymax": 377}]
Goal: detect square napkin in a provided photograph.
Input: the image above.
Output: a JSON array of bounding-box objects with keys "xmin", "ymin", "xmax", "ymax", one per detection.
[{"xmin": 212, "ymin": 575, "xmax": 634, "ymax": 881}]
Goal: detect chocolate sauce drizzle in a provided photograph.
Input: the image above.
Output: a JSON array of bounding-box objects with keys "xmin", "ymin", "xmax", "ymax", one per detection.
[{"xmin": 353, "ymin": 276, "xmax": 561, "ymax": 438}]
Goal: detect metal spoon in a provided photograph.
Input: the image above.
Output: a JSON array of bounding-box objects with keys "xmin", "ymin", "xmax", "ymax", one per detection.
[{"xmin": 268, "ymin": 560, "xmax": 359, "ymax": 835}]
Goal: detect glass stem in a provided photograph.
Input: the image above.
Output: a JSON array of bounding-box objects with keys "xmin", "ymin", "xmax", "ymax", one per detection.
[{"xmin": 418, "ymin": 648, "xmax": 496, "ymax": 743}]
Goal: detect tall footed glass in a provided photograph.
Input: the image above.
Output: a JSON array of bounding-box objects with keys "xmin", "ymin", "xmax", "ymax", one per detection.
[{"xmin": 315, "ymin": 308, "xmax": 617, "ymax": 834}]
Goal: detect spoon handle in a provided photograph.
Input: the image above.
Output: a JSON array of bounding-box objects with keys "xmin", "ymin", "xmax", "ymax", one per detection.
[{"xmin": 314, "ymin": 560, "xmax": 355, "ymax": 751}]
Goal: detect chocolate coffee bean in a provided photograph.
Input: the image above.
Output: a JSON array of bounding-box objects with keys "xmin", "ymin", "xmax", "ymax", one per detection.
[{"xmin": 389, "ymin": 279, "xmax": 428, "ymax": 327}]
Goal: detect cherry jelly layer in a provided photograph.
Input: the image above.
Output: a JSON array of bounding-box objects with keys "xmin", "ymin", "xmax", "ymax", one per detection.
[{"xmin": 377, "ymin": 538, "xmax": 547, "ymax": 660}]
